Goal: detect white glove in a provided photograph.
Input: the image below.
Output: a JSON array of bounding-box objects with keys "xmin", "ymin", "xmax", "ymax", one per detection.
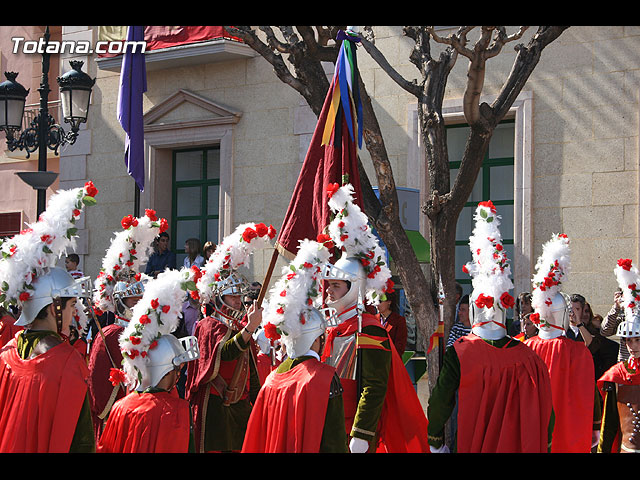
[
  {"xmin": 592, "ymin": 429, "xmax": 601, "ymax": 449},
  {"xmin": 429, "ymin": 444, "xmax": 450, "ymax": 453},
  {"xmin": 349, "ymin": 437, "xmax": 370, "ymax": 453}
]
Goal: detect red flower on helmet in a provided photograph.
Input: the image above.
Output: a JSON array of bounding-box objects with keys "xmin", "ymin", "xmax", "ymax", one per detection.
[
  {"xmin": 242, "ymin": 227, "xmax": 258, "ymax": 243},
  {"xmin": 150, "ymin": 298, "xmax": 160, "ymax": 309},
  {"xmin": 317, "ymin": 233, "xmax": 334, "ymax": 250},
  {"xmin": 264, "ymin": 322, "xmax": 281, "ymax": 341},
  {"xmin": 327, "ymin": 183, "xmax": 340, "ymax": 199},
  {"xmin": 130, "ymin": 335, "xmax": 141, "ymax": 345},
  {"xmin": 530, "ymin": 312, "xmax": 541, "ymax": 324},
  {"xmin": 618, "ymin": 258, "xmax": 633, "ymax": 271},
  {"xmin": 475, "ymin": 293, "xmax": 494, "ymax": 309},
  {"xmin": 267, "ymin": 224, "xmax": 277, "ymax": 239},
  {"xmin": 139, "ymin": 314, "xmax": 151, "ymax": 325},
  {"xmin": 108, "ymin": 368, "xmax": 126, "ymax": 386},
  {"xmin": 159, "ymin": 218, "xmax": 169, "ymax": 233},
  {"xmin": 500, "ymin": 292, "xmax": 515, "ymax": 309},
  {"xmin": 254, "ymin": 223, "xmax": 268, "ymax": 237},
  {"xmin": 145, "ymin": 209, "xmax": 157, "ymax": 221},
  {"xmin": 84, "ymin": 181, "xmax": 98, "ymax": 197},
  {"xmin": 19, "ymin": 291, "xmax": 30, "ymax": 302},
  {"xmin": 478, "ymin": 200, "xmax": 496, "ymax": 213},
  {"xmin": 161, "ymin": 305, "xmax": 170, "ymax": 313}
]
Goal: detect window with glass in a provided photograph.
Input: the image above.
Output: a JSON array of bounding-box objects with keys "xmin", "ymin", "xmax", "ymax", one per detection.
[
  {"xmin": 172, "ymin": 147, "xmax": 220, "ymax": 266},
  {"xmin": 448, "ymin": 121, "xmax": 515, "ymax": 298}
]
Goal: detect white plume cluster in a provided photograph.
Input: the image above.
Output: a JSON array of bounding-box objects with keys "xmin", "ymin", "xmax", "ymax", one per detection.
[
  {"xmin": 614, "ymin": 258, "xmax": 640, "ymax": 322},
  {"xmin": 326, "ymin": 183, "xmax": 392, "ymax": 305},
  {"xmin": 118, "ymin": 266, "xmax": 199, "ymax": 390},
  {"xmin": 0, "ymin": 182, "xmax": 97, "ymax": 309},
  {"xmin": 197, "ymin": 222, "xmax": 275, "ymax": 304},
  {"xmin": 531, "ymin": 233, "xmax": 570, "ymax": 320},
  {"xmin": 93, "ymin": 210, "xmax": 166, "ymax": 314},
  {"xmin": 262, "ymin": 239, "xmax": 330, "ymax": 348},
  {"xmin": 464, "ymin": 201, "xmax": 515, "ymax": 312}
]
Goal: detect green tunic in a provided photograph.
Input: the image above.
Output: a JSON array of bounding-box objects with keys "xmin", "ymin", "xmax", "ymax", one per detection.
[
  {"xmin": 275, "ymin": 355, "xmax": 349, "ymax": 453},
  {"xmin": 426, "ymin": 335, "xmax": 555, "ymax": 452},
  {"xmin": 203, "ymin": 329, "xmax": 260, "ymax": 452}
]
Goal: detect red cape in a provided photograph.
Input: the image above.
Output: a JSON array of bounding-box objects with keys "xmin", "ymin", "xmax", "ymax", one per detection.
[
  {"xmin": 0, "ymin": 337, "xmax": 89, "ymax": 452},
  {"xmin": 87, "ymin": 323, "xmax": 125, "ymax": 438},
  {"xmin": 0, "ymin": 316, "xmax": 22, "ymax": 348},
  {"xmin": 597, "ymin": 360, "xmax": 640, "ymax": 396},
  {"xmin": 323, "ymin": 313, "xmax": 430, "ymax": 453},
  {"xmin": 256, "ymin": 352, "xmax": 280, "ymax": 384},
  {"xmin": 524, "ymin": 335, "xmax": 595, "ymax": 453},
  {"xmin": 97, "ymin": 390, "xmax": 190, "ymax": 453},
  {"xmin": 242, "ymin": 358, "xmax": 335, "ymax": 452},
  {"xmin": 455, "ymin": 334, "xmax": 553, "ymax": 453}
]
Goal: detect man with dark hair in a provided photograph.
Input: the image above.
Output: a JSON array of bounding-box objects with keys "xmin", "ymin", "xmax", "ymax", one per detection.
[
  {"xmin": 145, "ymin": 232, "xmax": 176, "ymax": 277},
  {"xmin": 567, "ymin": 293, "xmax": 593, "ymax": 345}
]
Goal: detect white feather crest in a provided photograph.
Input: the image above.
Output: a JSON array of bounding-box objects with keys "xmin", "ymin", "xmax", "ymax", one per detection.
[
  {"xmin": 0, "ymin": 182, "xmax": 97, "ymax": 309},
  {"xmin": 93, "ymin": 211, "xmax": 167, "ymax": 313},
  {"xmin": 463, "ymin": 201, "xmax": 515, "ymax": 311},
  {"xmin": 326, "ymin": 183, "xmax": 393, "ymax": 305},
  {"xmin": 262, "ymin": 239, "xmax": 330, "ymax": 345},
  {"xmin": 197, "ymin": 222, "xmax": 276, "ymax": 304},
  {"xmin": 614, "ymin": 258, "xmax": 640, "ymax": 320},
  {"xmin": 531, "ymin": 233, "xmax": 570, "ymax": 319},
  {"xmin": 118, "ymin": 266, "xmax": 198, "ymax": 389}
]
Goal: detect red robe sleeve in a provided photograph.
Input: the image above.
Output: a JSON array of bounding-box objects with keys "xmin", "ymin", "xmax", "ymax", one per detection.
[
  {"xmin": 242, "ymin": 359, "xmax": 334, "ymax": 453},
  {"xmin": 0, "ymin": 339, "xmax": 89, "ymax": 452},
  {"xmin": 97, "ymin": 390, "xmax": 190, "ymax": 453},
  {"xmin": 524, "ymin": 335, "xmax": 595, "ymax": 453}
]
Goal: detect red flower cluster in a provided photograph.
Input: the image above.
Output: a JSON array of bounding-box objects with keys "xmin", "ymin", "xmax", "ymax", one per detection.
[
  {"xmin": 317, "ymin": 233, "xmax": 334, "ymax": 250},
  {"xmin": 264, "ymin": 322, "xmax": 281, "ymax": 341},
  {"xmin": 159, "ymin": 218, "xmax": 169, "ymax": 233},
  {"xmin": 618, "ymin": 258, "xmax": 633, "ymax": 271},
  {"xmin": 500, "ymin": 292, "xmax": 515, "ymax": 309},
  {"xmin": 108, "ymin": 368, "xmax": 126, "ymax": 387},
  {"xmin": 478, "ymin": 200, "xmax": 496, "ymax": 213},
  {"xmin": 242, "ymin": 223, "xmax": 277, "ymax": 243},
  {"xmin": 327, "ymin": 183, "xmax": 340, "ymax": 199},
  {"xmin": 529, "ymin": 312, "xmax": 541, "ymax": 325},
  {"xmin": 145, "ymin": 209, "xmax": 157, "ymax": 221},
  {"xmin": 84, "ymin": 181, "xmax": 98, "ymax": 197},
  {"xmin": 475, "ymin": 293, "xmax": 494, "ymax": 309},
  {"xmin": 121, "ymin": 215, "xmax": 139, "ymax": 229}
]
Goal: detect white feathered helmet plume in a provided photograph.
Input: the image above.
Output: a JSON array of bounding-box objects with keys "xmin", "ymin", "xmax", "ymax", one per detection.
[
  {"xmin": 529, "ymin": 233, "xmax": 570, "ymax": 329},
  {"xmin": 262, "ymin": 239, "xmax": 331, "ymax": 357},
  {"xmin": 325, "ymin": 183, "xmax": 394, "ymax": 306},
  {"xmin": 112, "ymin": 266, "xmax": 200, "ymax": 391},
  {"xmin": 463, "ymin": 201, "xmax": 515, "ymax": 337},
  {"xmin": 613, "ymin": 258, "xmax": 640, "ymax": 338},
  {"xmin": 196, "ymin": 222, "xmax": 276, "ymax": 305},
  {"xmin": 93, "ymin": 209, "xmax": 168, "ymax": 315},
  {"xmin": 0, "ymin": 181, "xmax": 98, "ymax": 313}
]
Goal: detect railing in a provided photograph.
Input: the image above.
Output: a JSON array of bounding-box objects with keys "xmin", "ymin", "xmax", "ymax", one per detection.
[{"xmin": 22, "ymin": 100, "xmax": 62, "ymax": 130}]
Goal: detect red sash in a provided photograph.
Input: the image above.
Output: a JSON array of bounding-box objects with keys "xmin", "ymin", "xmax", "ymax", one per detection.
[
  {"xmin": 242, "ymin": 359, "xmax": 334, "ymax": 453},
  {"xmin": 524, "ymin": 335, "xmax": 595, "ymax": 453}
]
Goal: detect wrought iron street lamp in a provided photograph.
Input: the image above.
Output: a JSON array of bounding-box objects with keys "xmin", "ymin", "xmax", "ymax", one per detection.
[{"xmin": 0, "ymin": 26, "xmax": 95, "ymax": 216}]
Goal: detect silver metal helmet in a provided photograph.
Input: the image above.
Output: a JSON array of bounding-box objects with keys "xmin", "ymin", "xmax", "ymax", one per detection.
[
  {"xmin": 617, "ymin": 313, "xmax": 640, "ymax": 338},
  {"xmin": 113, "ymin": 279, "xmax": 145, "ymax": 320},
  {"xmin": 282, "ymin": 308, "xmax": 327, "ymax": 359},
  {"xmin": 322, "ymin": 255, "xmax": 366, "ymax": 317},
  {"xmin": 16, "ymin": 267, "xmax": 92, "ymax": 327},
  {"xmin": 215, "ymin": 271, "xmax": 248, "ymax": 319},
  {"xmin": 138, "ymin": 334, "xmax": 200, "ymax": 392},
  {"xmin": 537, "ymin": 292, "xmax": 570, "ymax": 339},
  {"xmin": 469, "ymin": 297, "xmax": 507, "ymax": 341}
]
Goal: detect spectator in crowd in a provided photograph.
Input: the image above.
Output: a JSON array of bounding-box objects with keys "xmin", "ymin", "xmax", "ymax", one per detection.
[
  {"xmin": 567, "ymin": 293, "xmax": 593, "ymax": 347},
  {"xmin": 587, "ymin": 312, "xmax": 619, "ymax": 383},
  {"xmin": 65, "ymin": 253, "xmax": 84, "ymax": 279},
  {"xmin": 375, "ymin": 289, "xmax": 408, "ymax": 354},
  {"xmin": 202, "ymin": 241, "xmax": 216, "ymax": 262},
  {"xmin": 600, "ymin": 289, "xmax": 629, "ymax": 362},
  {"xmin": 183, "ymin": 238, "xmax": 205, "ymax": 269},
  {"xmin": 145, "ymin": 232, "xmax": 176, "ymax": 278},
  {"xmin": 446, "ymin": 294, "xmax": 470, "ymax": 348},
  {"xmin": 509, "ymin": 292, "xmax": 532, "ymax": 337},
  {"xmin": 243, "ymin": 282, "xmax": 262, "ymax": 306},
  {"xmin": 514, "ymin": 312, "xmax": 538, "ymax": 341}
]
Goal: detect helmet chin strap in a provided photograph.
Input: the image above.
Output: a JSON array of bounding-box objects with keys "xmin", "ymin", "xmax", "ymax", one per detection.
[{"xmin": 51, "ymin": 297, "xmax": 66, "ymax": 338}]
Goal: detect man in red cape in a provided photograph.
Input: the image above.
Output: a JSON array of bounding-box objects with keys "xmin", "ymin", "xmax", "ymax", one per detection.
[
  {"xmin": 97, "ymin": 334, "xmax": 196, "ymax": 453},
  {"xmin": 525, "ymin": 327, "xmax": 597, "ymax": 452},
  {"xmin": 0, "ymin": 269, "xmax": 95, "ymax": 453}
]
